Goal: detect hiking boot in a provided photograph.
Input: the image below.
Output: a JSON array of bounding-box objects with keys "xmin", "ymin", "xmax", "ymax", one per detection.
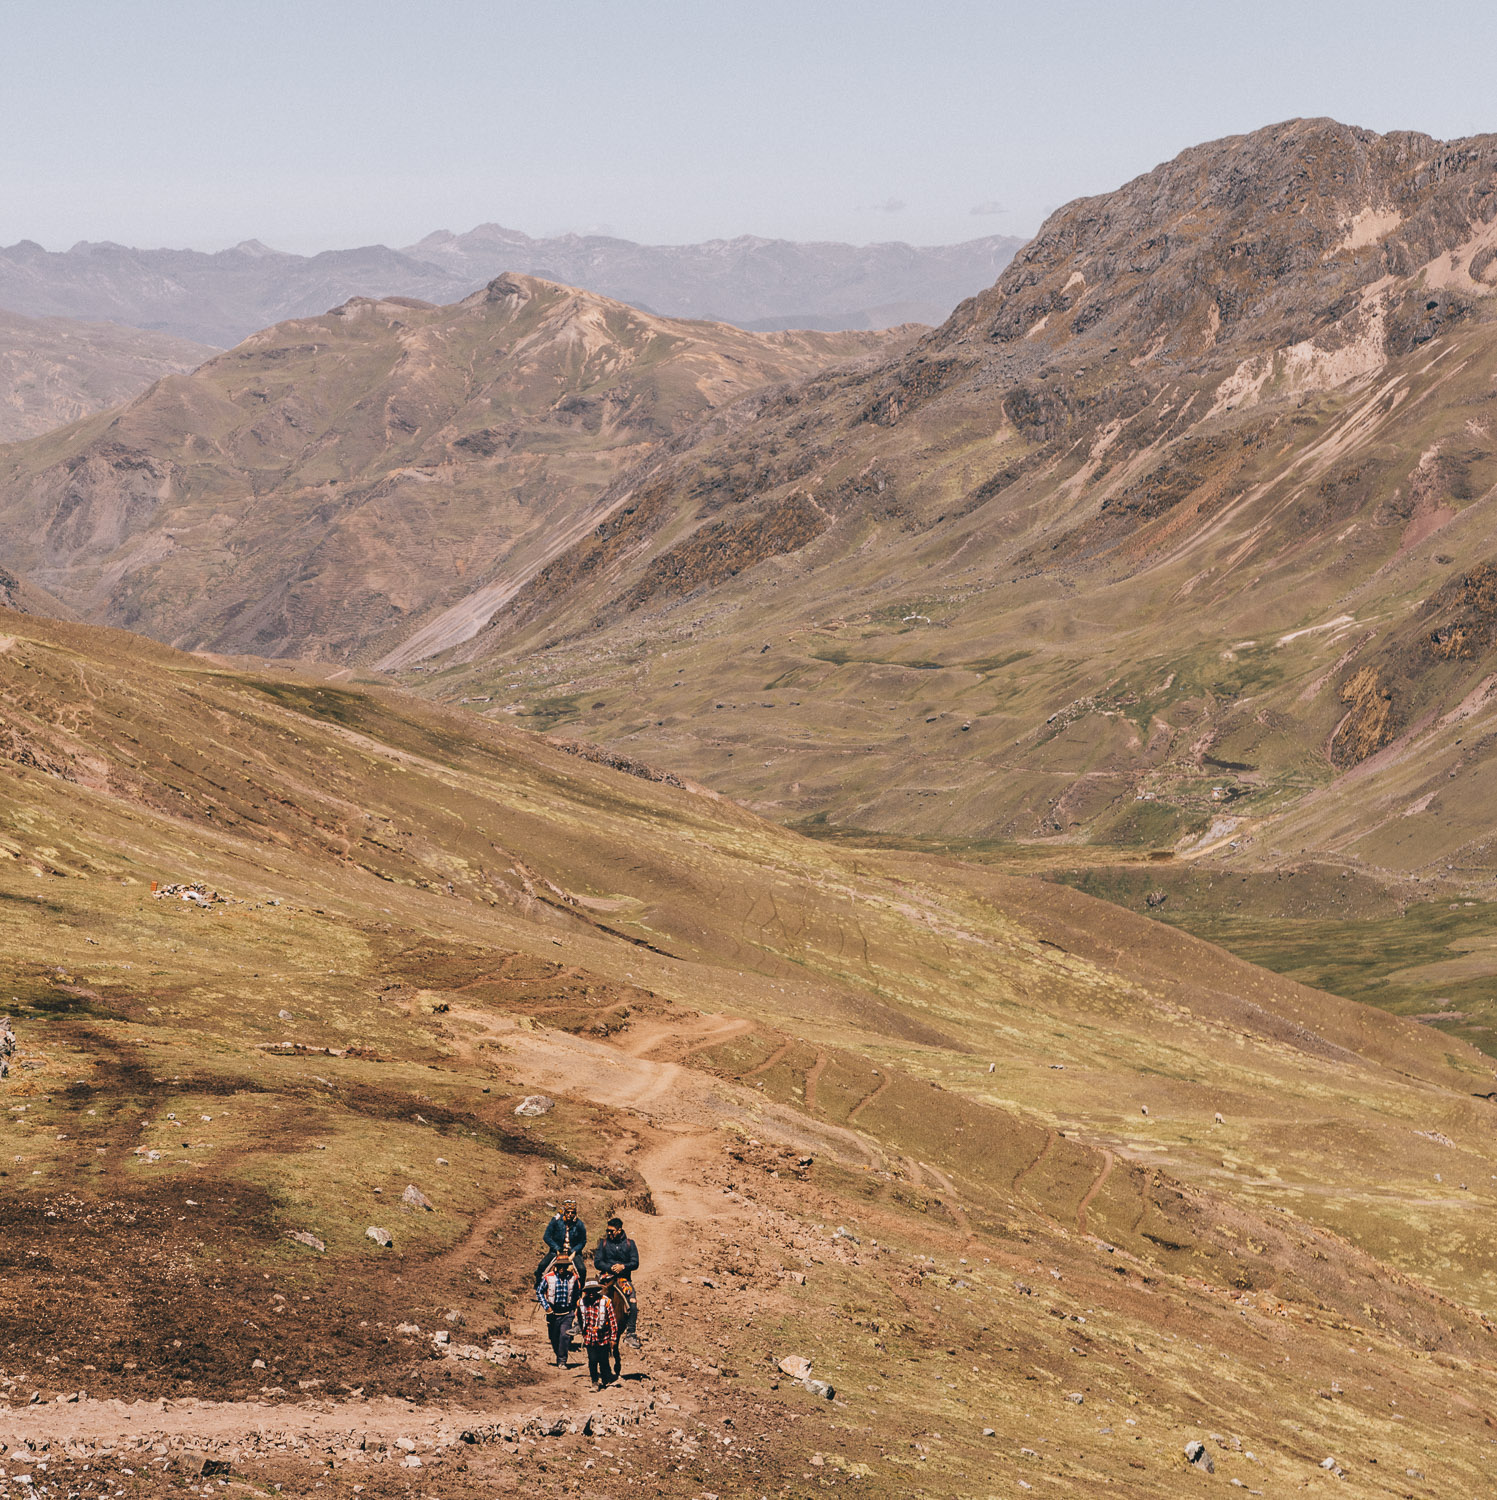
[
  {"xmin": 625, "ymin": 1334, "xmax": 641, "ymax": 1350},
  {"xmin": 590, "ymin": 1379, "xmax": 601, "ymax": 1391}
]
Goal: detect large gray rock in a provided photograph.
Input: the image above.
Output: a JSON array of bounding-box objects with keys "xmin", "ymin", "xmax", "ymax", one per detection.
[
  {"xmin": 402, "ymin": 1184, "xmax": 434, "ymax": 1211},
  {"xmin": 1184, "ymin": 1440, "xmax": 1215, "ymax": 1472},
  {"xmin": 365, "ymin": 1226, "xmax": 393, "ymax": 1248}
]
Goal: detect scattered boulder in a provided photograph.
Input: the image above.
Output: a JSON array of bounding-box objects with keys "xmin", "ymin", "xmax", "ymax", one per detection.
[
  {"xmin": 778, "ymin": 1356, "xmax": 812, "ymax": 1381},
  {"xmin": 287, "ymin": 1230, "xmax": 325, "ymax": 1252},
  {"xmin": 1185, "ymin": 1440, "xmax": 1215, "ymax": 1472},
  {"xmin": 515, "ymin": 1095, "xmax": 554, "ymax": 1117},
  {"xmin": 366, "ymin": 1226, "xmax": 393, "ymax": 1248},
  {"xmin": 402, "ymin": 1184, "xmax": 434, "ymax": 1212},
  {"xmin": 804, "ymin": 1379, "xmax": 834, "ymax": 1400},
  {"xmin": 1065, "ymin": 1392, "xmax": 1084, "ymax": 1404},
  {"xmin": 180, "ymin": 1451, "xmax": 231, "ymax": 1479},
  {"xmin": 395, "ymin": 1323, "xmax": 421, "ymax": 1336}
]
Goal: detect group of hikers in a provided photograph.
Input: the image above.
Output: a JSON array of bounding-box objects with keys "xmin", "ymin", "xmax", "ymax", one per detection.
[{"xmin": 534, "ymin": 1199, "xmax": 641, "ymax": 1390}]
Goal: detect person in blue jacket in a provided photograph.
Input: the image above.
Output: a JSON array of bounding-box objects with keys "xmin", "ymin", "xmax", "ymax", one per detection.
[{"xmin": 534, "ymin": 1197, "xmax": 587, "ymax": 1285}]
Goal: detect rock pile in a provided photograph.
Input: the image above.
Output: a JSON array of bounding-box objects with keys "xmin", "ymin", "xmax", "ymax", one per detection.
[{"xmin": 150, "ymin": 881, "xmax": 221, "ymax": 904}]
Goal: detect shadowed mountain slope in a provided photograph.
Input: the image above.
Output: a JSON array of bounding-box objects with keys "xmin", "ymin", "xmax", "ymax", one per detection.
[
  {"xmin": 0, "ymin": 228, "xmax": 1025, "ymax": 346},
  {"xmin": 0, "ymin": 307, "xmax": 214, "ymax": 442},
  {"xmin": 410, "ymin": 120, "xmax": 1497, "ymax": 898},
  {"xmin": 0, "ymin": 277, "xmax": 908, "ymax": 663},
  {"xmin": 4, "ymin": 609, "xmax": 1497, "ymax": 1493}
]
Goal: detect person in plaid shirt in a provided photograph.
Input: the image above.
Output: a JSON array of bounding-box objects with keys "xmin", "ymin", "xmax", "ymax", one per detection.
[
  {"xmin": 537, "ymin": 1253, "xmax": 581, "ymax": 1367},
  {"xmin": 577, "ymin": 1280, "xmax": 619, "ymax": 1389}
]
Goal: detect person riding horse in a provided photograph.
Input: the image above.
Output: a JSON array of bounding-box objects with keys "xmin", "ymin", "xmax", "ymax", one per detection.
[
  {"xmin": 535, "ymin": 1198, "xmax": 587, "ymax": 1286},
  {"xmin": 593, "ymin": 1215, "xmax": 641, "ymax": 1350}
]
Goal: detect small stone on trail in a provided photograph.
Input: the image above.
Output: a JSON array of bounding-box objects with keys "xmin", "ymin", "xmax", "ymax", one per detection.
[
  {"xmin": 515, "ymin": 1094, "xmax": 554, "ymax": 1117},
  {"xmin": 403, "ymin": 1184, "xmax": 434, "ymax": 1211},
  {"xmin": 366, "ymin": 1226, "xmax": 393, "ymax": 1248}
]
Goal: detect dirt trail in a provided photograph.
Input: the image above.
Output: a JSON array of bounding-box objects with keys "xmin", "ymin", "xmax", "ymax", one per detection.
[
  {"xmin": 744, "ymin": 1036, "xmax": 793, "ymax": 1076},
  {"xmin": 4, "ymin": 1007, "xmax": 873, "ymax": 1458},
  {"xmin": 1076, "ymin": 1148, "xmax": 1116, "ymax": 1234},
  {"xmin": 1013, "ymin": 1128, "xmax": 1057, "ymax": 1192},
  {"xmin": 803, "ymin": 1049, "xmax": 828, "ymax": 1112},
  {"xmin": 848, "ymin": 1072, "xmax": 889, "ymax": 1121},
  {"xmin": 915, "ymin": 1160, "xmax": 975, "ymax": 1243}
]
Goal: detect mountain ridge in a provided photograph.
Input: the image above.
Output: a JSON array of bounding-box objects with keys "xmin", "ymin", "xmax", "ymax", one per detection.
[
  {"xmin": 0, "ymin": 274, "xmax": 911, "ymax": 664},
  {"xmin": 401, "ymin": 119, "xmax": 1497, "ymax": 926},
  {"xmin": 0, "ymin": 225, "xmax": 1025, "ymax": 345}
]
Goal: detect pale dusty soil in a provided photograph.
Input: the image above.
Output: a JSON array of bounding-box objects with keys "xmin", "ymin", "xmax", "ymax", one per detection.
[{"xmin": 0, "ymin": 1011, "xmax": 828, "ymax": 1495}]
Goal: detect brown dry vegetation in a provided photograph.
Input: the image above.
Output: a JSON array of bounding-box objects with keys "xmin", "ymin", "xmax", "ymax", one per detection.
[{"xmin": 3, "ymin": 611, "xmax": 1497, "ymax": 1495}]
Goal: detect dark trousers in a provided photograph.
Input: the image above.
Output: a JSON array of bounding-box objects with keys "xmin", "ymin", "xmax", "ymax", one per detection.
[
  {"xmin": 546, "ymin": 1311, "xmax": 574, "ymax": 1364},
  {"xmin": 586, "ymin": 1344, "xmax": 612, "ymax": 1384}
]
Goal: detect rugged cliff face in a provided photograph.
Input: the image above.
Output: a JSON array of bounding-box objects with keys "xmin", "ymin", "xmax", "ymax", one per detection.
[
  {"xmin": 412, "ymin": 121, "xmax": 1497, "ymax": 893},
  {"xmin": 0, "ymin": 277, "xmax": 909, "ymax": 664}
]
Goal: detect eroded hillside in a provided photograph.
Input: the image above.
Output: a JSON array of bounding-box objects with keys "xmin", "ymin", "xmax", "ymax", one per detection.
[
  {"xmin": 3, "ymin": 611, "xmax": 1497, "ymax": 1495},
  {"xmin": 411, "ymin": 121, "xmax": 1497, "ymax": 904},
  {"xmin": 0, "ymin": 277, "xmax": 909, "ymax": 664}
]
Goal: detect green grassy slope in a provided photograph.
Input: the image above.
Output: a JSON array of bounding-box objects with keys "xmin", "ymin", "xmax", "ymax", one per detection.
[{"xmin": 4, "ymin": 609, "xmax": 1497, "ymax": 1493}]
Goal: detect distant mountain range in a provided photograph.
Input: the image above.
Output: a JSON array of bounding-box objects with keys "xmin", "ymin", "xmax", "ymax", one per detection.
[{"xmin": 0, "ymin": 226, "xmax": 1026, "ymax": 347}]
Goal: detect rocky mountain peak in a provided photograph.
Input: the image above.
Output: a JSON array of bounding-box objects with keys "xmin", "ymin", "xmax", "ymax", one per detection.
[{"xmin": 947, "ymin": 118, "xmax": 1497, "ymax": 384}]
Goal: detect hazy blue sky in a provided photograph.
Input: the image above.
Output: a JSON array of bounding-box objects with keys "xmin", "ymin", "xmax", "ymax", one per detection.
[{"xmin": 8, "ymin": 0, "xmax": 1497, "ymax": 254}]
